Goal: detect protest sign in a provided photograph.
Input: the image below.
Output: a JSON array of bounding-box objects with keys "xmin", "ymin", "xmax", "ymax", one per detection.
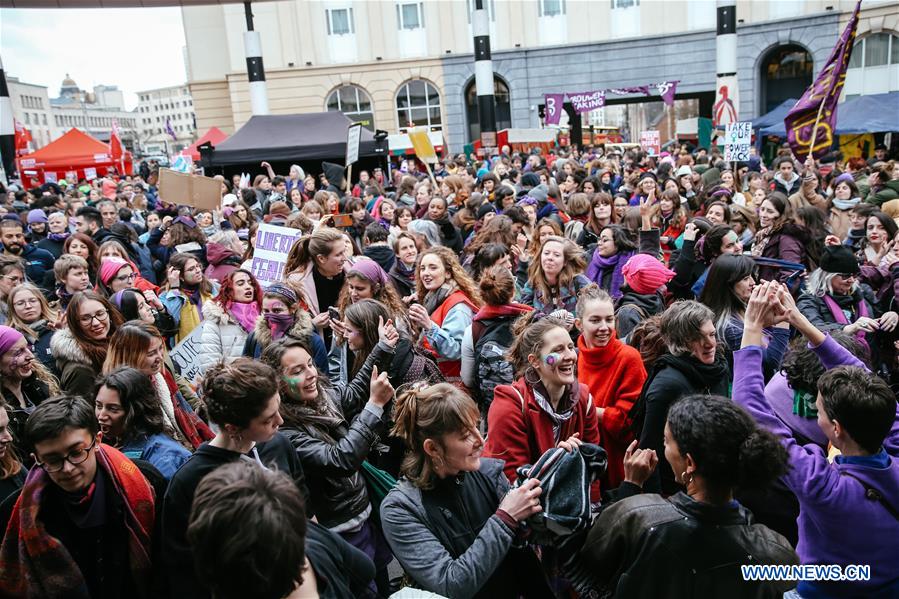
[
  {"xmin": 44, "ymin": 172, "xmax": 57, "ymax": 184},
  {"xmin": 640, "ymin": 130, "xmax": 660, "ymax": 156},
  {"xmin": 158, "ymin": 168, "xmax": 221, "ymax": 211},
  {"xmin": 169, "ymin": 325, "xmax": 204, "ymax": 385},
  {"xmin": 408, "ymin": 127, "xmax": 437, "ymax": 164},
  {"xmin": 724, "ymin": 121, "xmax": 752, "ymax": 162},
  {"xmin": 250, "ymin": 223, "xmax": 304, "ymax": 288},
  {"xmin": 569, "ymin": 91, "xmax": 605, "ymax": 114},
  {"xmin": 84, "ymin": 167, "xmax": 97, "ymax": 180},
  {"xmin": 346, "ymin": 123, "xmax": 362, "ymax": 167}
]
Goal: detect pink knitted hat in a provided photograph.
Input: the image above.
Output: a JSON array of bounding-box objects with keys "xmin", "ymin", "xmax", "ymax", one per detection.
[
  {"xmin": 99, "ymin": 258, "xmax": 130, "ymax": 285},
  {"xmin": 622, "ymin": 254, "xmax": 675, "ymax": 295}
]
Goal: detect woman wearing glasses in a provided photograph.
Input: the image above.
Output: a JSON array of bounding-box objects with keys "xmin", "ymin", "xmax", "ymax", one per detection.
[
  {"xmin": 4, "ymin": 282, "xmax": 60, "ymax": 372},
  {"xmin": 95, "ymin": 258, "xmax": 139, "ymax": 298},
  {"xmin": 0, "ymin": 325, "xmax": 61, "ymax": 459},
  {"xmin": 50, "ymin": 291, "xmax": 123, "ymax": 398},
  {"xmin": 0, "ymin": 256, "xmax": 26, "ymax": 326}
]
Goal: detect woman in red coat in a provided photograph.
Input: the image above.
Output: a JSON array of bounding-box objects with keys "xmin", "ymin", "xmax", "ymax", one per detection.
[
  {"xmin": 484, "ymin": 312, "xmax": 600, "ymax": 485},
  {"xmin": 575, "ymin": 284, "xmax": 647, "ymax": 488}
]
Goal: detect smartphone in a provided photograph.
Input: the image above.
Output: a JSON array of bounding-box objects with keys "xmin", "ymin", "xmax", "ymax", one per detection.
[
  {"xmin": 331, "ymin": 213, "xmax": 354, "ymax": 228},
  {"xmin": 328, "ymin": 307, "xmax": 340, "ymax": 321}
]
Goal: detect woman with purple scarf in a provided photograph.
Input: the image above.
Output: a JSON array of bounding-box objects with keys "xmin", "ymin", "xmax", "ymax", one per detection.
[
  {"xmin": 586, "ymin": 224, "xmax": 638, "ymax": 300},
  {"xmin": 242, "ymin": 282, "xmax": 329, "ymax": 372},
  {"xmin": 196, "ymin": 269, "xmax": 263, "ymax": 375}
]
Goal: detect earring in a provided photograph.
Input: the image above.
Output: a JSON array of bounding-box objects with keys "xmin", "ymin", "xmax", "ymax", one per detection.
[
  {"xmin": 681, "ymin": 470, "xmax": 694, "ymax": 485},
  {"xmin": 524, "ymin": 366, "xmax": 542, "ymax": 386}
]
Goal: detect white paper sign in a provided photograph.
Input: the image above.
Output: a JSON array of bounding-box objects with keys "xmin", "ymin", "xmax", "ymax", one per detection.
[
  {"xmin": 346, "ymin": 123, "xmax": 362, "ymax": 167},
  {"xmin": 640, "ymin": 130, "xmax": 660, "ymax": 156},
  {"xmin": 84, "ymin": 167, "xmax": 98, "ymax": 180},
  {"xmin": 169, "ymin": 325, "xmax": 205, "ymax": 385},
  {"xmin": 250, "ymin": 223, "xmax": 304, "ymax": 288},
  {"xmin": 725, "ymin": 121, "xmax": 752, "ymax": 162}
]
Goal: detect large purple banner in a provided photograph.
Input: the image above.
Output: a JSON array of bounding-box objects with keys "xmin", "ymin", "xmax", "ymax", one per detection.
[
  {"xmin": 784, "ymin": 0, "xmax": 861, "ymax": 160},
  {"xmin": 544, "ymin": 94, "xmax": 565, "ymax": 125}
]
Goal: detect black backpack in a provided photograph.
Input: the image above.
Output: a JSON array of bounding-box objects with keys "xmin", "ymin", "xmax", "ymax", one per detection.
[{"xmin": 472, "ymin": 316, "xmax": 517, "ymax": 410}]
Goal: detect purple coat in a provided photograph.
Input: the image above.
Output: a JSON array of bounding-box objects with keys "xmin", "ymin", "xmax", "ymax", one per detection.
[{"xmin": 734, "ymin": 336, "xmax": 899, "ymax": 597}]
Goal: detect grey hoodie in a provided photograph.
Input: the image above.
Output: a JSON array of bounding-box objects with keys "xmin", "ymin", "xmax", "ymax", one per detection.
[{"xmin": 379, "ymin": 458, "xmax": 515, "ymax": 598}]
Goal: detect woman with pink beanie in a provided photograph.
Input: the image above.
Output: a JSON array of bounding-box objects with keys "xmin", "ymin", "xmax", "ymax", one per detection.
[{"xmin": 616, "ymin": 253, "xmax": 676, "ymax": 341}]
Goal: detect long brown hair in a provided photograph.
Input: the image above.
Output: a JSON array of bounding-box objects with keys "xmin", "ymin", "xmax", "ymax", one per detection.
[
  {"xmin": 337, "ymin": 271, "xmax": 407, "ymax": 319},
  {"xmin": 65, "ymin": 291, "xmax": 124, "ymax": 369},
  {"xmin": 64, "ymin": 233, "xmax": 99, "ymax": 273},
  {"xmin": 415, "ymin": 247, "xmax": 482, "ymax": 308},
  {"xmin": 526, "ymin": 235, "xmax": 586, "ymax": 305},
  {"xmin": 103, "ymin": 320, "xmax": 165, "ymax": 374},
  {"xmin": 390, "ymin": 382, "xmax": 480, "ymax": 489},
  {"xmin": 165, "ymin": 253, "xmax": 215, "ymax": 296}
]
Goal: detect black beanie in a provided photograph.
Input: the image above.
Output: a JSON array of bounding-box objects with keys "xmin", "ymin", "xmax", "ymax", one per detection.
[
  {"xmin": 477, "ymin": 203, "xmax": 497, "ymax": 220},
  {"xmin": 820, "ymin": 245, "xmax": 860, "ymax": 274}
]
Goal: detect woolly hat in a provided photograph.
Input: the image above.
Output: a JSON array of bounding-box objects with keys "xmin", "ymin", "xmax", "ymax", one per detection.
[
  {"xmin": 222, "ymin": 193, "xmax": 238, "ymax": 207},
  {"xmin": 263, "ymin": 282, "xmax": 298, "ymax": 306},
  {"xmin": 349, "ymin": 258, "xmax": 389, "ymax": 289},
  {"xmin": 477, "ymin": 203, "xmax": 497, "ymax": 220},
  {"xmin": 622, "ymin": 254, "xmax": 675, "ymax": 295},
  {"xmin": 27, "ymin": 209, "xmax": 48, "ymax": 224},
  {"xmin": 675, "ymin": 165, "xmax": 692, "ymax": 178},
  {"xmin": 820, "ymin": 245, "xmax": 860, "ymax": 275},
  {"xmin": 0, "ymin": 325, "xmax": 25, "ymax": 357},
  {"xmin": 520, "ymin": 173, "xmax": 541, "ymax": 189},
  {"xmin": 833, "ymin": 173, "xmax": 855, "ymax": 187},
  {"xmin": 99, "ymin": 258, "xmax": 130, "ymax": 285},
  {"xmin": 638, "ymin": 171, "xmax": 658, "ymax": 183}
]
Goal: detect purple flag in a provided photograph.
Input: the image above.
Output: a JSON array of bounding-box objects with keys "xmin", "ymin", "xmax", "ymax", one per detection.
[
  {"xmin": 784, "ymin": 0, "xmax": 861, "ymax": 160},
  {"xmin": 657, "ymin": 80, "xmax": 679, "ymax": 107},
  {"xmin": 608, "ymin": 86, "xmax": 651, "ymax": 97},
  {"xmin": 569, "ymin": 91, "xmax": 606, "ymax": 114},
  {"xmin": 165, "ymin": 118, "xmax": 177, "ymax": 141},
  {"xmin": 544, "ymin": 93, "xmax": 565, "ymax": 125}
]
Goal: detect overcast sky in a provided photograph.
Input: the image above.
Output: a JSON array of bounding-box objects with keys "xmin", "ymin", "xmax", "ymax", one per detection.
[{"xmin": 1, "ymin": 7, "xmax": 187, "ymax": 110}]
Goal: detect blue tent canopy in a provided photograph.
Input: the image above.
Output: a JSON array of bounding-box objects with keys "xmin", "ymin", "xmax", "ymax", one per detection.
[
  {"xmin": 753, "ymin": 99, "xmax": 797, "ymax": 132},
  {"xmin": 758, "ymin": 91, "xmax": 899, "ymax": 138}
]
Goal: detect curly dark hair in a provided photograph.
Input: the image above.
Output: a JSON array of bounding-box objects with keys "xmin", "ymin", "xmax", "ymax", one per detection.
[
  {"xmin": 94, "ymin": 367, "xmax": 167, "ymax": 443},
  {"xmin": 780, "ymin": 331, "xmax": 870, "ymax": 395}
]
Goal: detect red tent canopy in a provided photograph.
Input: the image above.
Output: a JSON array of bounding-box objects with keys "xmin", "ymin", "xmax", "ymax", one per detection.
[
  {"xmin": 16, "ymin": 128, "xmax": 133, "ymax": 188},
  {"xmin": 181, "ymin": 127, "xmax": 228, "ymax": 161}
]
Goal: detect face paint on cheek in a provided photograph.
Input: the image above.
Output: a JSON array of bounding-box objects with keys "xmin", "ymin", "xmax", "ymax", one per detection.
[{"xmin": 282, "ymin": 376, "xmax": 305, "ymax": 397}]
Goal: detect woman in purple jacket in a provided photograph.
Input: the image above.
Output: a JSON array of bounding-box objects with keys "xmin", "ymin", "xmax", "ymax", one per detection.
[{"xmin": 736, "ymin": 280, "xmax": 899, "ymax": 599}]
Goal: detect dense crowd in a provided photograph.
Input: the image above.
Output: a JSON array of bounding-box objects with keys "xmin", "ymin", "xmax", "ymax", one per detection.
[{"xmin": 0, "ymin": 139, "xmax": 898, "ymax": 599}]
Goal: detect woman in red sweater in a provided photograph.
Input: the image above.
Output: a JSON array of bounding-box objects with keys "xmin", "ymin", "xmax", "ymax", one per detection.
[
  {"xmin": 575, "ymin": 284, "xmax": 647, "ymax": 488},
  {"xmin": 484, "ymin": 312, "xmax": 600, "ymax": 485}
]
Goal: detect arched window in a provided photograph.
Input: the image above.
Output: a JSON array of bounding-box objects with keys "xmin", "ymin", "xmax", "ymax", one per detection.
[
  {"xmin": 326, "ymin": 85, "xmax": 375, "ymax": 131},
  {"xmin": 395, "ymin": 79, "xmax": 441, "ymax": 132},
  {"xmin": 760, "ymin": 44, "xmax": 813, "ymax": 114},
  {"xmin": 465, "ymin": 76, "xmax": 512, "ymax": 143},
  {"xmin": 846, "ymin": 32, "xmax": 899, "ymax": 97}
]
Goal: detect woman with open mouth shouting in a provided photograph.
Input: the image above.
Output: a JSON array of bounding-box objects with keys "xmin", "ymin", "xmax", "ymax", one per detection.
[{"xmin": 196, "ymin": 269, "xmax": 263, "ymax": 376}]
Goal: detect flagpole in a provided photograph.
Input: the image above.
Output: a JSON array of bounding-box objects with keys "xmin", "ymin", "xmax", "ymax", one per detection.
[{"xmin": 807, "ymin": 98, "xmax": 828, "ymax": 159}]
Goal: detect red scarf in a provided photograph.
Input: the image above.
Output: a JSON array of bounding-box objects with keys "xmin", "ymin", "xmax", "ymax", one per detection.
[
  {"xmin": 0, "ymin": 444, "xmax": 155, "ymax": 598},
  {"xmin": 162, "ymin": 368, "xmax": 214, "ymax": 449}
]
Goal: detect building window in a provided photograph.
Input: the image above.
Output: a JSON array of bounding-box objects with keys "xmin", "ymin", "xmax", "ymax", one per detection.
[
  {"xmin": 396, "ymin": 2, "xmax": 424, "ymax": 30},
  {"xmin": 465, "ymin": 75, "xmax": 511, "ymax": 142},
  {"xmin": 327, "ymin": 7, "xmax": 354, "ymax": 35},
  {"xmin": 610, "ymin": 0, "xmax": 637, "ymax": 8},
  {"xmin": 24, "ymin": 113, "xmax": 30, "ymax": 125},
  {"xmin": 42, "ymin": 114, "xmax": 47, "ymax": 126},
  {"xmin": 466, "ymin": 0, "xmax": 495, "ymax": 22},
  {"xmin": 849, "ymin": 32, "xmax": 898, "ymax": 68},
  {"xmin": 395, "ymin": 79, "xmax": 441, "ymax": 131},
  {"xmin": 326, "ymin": 84, "xmax": 375, "ymax": 130},
  {"xmin": 539, "ymin": 0, "xmax": 565, "ymax": 17}
]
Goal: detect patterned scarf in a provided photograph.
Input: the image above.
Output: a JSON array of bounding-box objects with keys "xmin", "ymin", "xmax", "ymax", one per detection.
[
  {"xmin": 530, "ymin": 378, "xmax": 577, "ymax": 444},
  {"xmin": 0, "ymin": 444, "xmax": 155, "ymax": 598},
  {"xmin": 160, "ymin": 369, "xmax": 214, "ymax": 449}
]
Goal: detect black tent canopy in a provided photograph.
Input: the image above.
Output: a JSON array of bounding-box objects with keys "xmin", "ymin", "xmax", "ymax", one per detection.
[{"xmin": 207, "ymin": 112, "xmax": 379, "ymax": 166}]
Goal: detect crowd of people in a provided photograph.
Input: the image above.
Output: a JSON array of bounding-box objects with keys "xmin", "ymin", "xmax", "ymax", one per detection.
[{"xmin": 0, "ymin": 139, "xmax": 898, "ymax": 598}]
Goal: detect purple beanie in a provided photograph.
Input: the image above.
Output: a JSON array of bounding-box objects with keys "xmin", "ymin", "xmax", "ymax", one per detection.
[
  {"xmin": 27, "ymin": 209, "xmax": 48, "ymax": 224},
  {"xmin": 0, "ymin": 326, "xmax": 25, "ymax": 356},
  {"xmin": 349, "ymin": 259, "xmax": 389, "ymax": 289}
]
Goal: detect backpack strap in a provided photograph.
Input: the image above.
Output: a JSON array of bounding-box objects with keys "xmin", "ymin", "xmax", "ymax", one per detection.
[{"xmin": 840, "ymin": 471, "xmax": 899, "ymax": 522}]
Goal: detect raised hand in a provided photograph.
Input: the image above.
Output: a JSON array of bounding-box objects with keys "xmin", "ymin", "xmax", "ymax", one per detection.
[
  {"xmin": 623, "ymin": 440, "xmax": 658, "ymax": 488},
  {"xmin": 377, "ymin": 315, "xmax": 399, "ymax": 348},
  {"xmin": 683, "ymin": 222, "xmax": 699, "ymax": 242},
  {"xmin": 369, "ymin": 365, "xmax": 395, "ymax": 408}
]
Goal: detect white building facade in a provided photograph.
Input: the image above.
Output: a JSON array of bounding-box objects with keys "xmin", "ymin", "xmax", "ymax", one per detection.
[
  {"xmin": 135, "ymin": 84, "xmax": 197, "ymax": 155},
  {"xmin": 7, "ymin": 77, "xmax": 54, "ymax": 150}
]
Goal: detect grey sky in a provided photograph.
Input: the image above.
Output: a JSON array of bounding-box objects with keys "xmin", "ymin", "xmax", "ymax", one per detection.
[{"xmin": 1, "ymin": 6, "xmax": 187, "ymax": 110}]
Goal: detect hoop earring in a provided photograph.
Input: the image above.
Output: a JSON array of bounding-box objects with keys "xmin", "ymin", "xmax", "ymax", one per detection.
[
  {"xmin": 681, "ymin": 470, "xmax": 694, "ymax": 486},
  {"xmin": 524, "ymin": 366, "xmax": 542, "ymax": 386}
]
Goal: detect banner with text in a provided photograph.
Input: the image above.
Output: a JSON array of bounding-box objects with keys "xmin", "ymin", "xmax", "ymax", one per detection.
[
  {"xmin": 250, "ymin": 223, "xmax": 304, "ymax": 288},
  {"xmin": 724, "ymin": 121, "xmax": 753, "ymax": 162},
  {"xmin": 640, "ymin": 130, "xmax": 661, "ymax": 156},
  {"xmin": 570, "ymin": 91, "xmax": 606, "ymax": 114},
  {"xmin": 169, "ymin": 325, "xmax": 205, "ymax": 385}
]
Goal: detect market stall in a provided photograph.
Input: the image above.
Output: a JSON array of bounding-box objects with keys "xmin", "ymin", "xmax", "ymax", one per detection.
[{"xmin": 16, "ymin": 128, "xmax": 133, "ymax": 188}]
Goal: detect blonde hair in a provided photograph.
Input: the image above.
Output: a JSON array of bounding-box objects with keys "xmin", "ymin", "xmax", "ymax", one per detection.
[
  {"xmin": 5, "ymin": 283, "xmax": 59, "ymax": 339},
  {"xmin": 415, "ymin": 247, "xmax": 483, "ymax": 308},
  {"xmin": 575, "ymin": 283, "xmax": 613, "ymax": 319},
  {"xmin": 391, "ymin": 383, "xmax": 480, "ymax": 489}
]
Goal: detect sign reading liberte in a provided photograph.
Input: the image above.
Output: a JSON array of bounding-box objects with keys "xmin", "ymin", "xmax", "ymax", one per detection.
[{"xmin": 250, "ymin": 223, "xmax": 304, "ymax": 287}]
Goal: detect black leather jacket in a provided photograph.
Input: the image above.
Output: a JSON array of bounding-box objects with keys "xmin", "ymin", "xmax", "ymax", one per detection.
[
  {"xmin": 580, "ymin": 492, "xmax": 799, "ymax": 599},
  {"xmin": 281, "ymin": 342, "xmax": 394, "ymax": 530}
]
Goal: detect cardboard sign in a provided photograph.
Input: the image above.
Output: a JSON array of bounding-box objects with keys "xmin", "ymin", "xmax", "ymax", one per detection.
[
  {"xmin": 408, "ymin": 127, "xmax": 437, "ymax": 163},
  {"xmin": 640, "ymin": 130, "xmax": 661, "ymax": 156},
  {"xmin": 250, "ymin": 223, "xmax": 304, "ymax": 288},
  {"xmin": 724, "ymin": 121, "xmax": 753, "ymax": 162},
  {"xmin": 169, "ymin": 325, "xmax": 205, "ymax": 384},
  {"xmin": 158, "ymin": 168, "xmax": 221, "ymax": 211},
  {"xmin": 346, "ymin": 123, "xmax": 362, "ymax": 167}
]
